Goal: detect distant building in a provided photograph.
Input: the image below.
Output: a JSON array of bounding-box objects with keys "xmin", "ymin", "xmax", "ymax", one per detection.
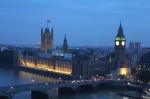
[
  {"xmin": 138, "ymin": 47, "xmax": 150, "ymax": 69},
  {"xmin": 72, "ymin": 52, "xmax": 110, "ymax": 78},
  {"xmin": 129, "ymin": 42, "xmax": 141, "ymax": 67},
  {"xmin": 41, "ymin": 27, "xmax": 53, "ymax": 53}
]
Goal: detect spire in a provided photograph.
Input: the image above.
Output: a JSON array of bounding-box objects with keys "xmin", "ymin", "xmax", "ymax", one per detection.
[
  {"xmin": 51, "ymin": 27, "xmax": 53, "ymax": 36},
  {"xmin": 64, "ymin": 33, "xmax": 67, "ymax": 43},
  {"xmin": 119, "ymin": 21, "xmax": 122, "ymax": 30},
  {"xmin": 51, "ymin": 27, "xmax": 53, "ymax": 33},
  {"xmin": 65, "ymin": 33, "xmax": 66, "ymax": 40},
  {"xmin": 41, "ymin": 27, "xmax": 43, "ymax": 34},
  {"xmin": 117, "ymin": 21, "xmax": 124, "ymax": 37},
  {"xmin": 62, "ymin": 33, "xmax": 68, "ymax": 53}
]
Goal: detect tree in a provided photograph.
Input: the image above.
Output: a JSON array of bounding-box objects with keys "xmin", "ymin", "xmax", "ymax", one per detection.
[
  {"xmin": 139, "ymin": 50, "xmax": 150, "ymax": 63},
  {"xmin": 130, "ymin": 67, "xmax": 137, "ymax": 80},
  {"xmin": 0, "ymin": 49, "xmax": 14, "ymax": 64},
  {"xmin": 136, "ymin": 69, "xmax": 150, "ymax": 83}
]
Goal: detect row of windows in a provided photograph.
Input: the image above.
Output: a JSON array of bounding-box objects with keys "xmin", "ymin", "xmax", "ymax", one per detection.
[
  {"xmin": 57, "ymin": 62, "xmax": 71, "ymax": 67},
  {"xmin": 38, "ymin": 58, "xmax": 54, "ymax": 66},
  {"xmin": 56, "ymin": 63, "xmax": 72, "ymax": 71},
  {"xmin": 56, "ymin": 67, "xmax": 71, "ymax": 72}
]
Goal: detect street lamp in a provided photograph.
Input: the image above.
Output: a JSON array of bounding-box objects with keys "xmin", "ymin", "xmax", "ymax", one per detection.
[
  {"xmin": 58, "ymin": 78, "xmax": 62, "ymax": 82},
  {"xmin": 9, "ymin": 86, "xmax": 13, "ymax": 97},
  {"xmin": 32, "ymin": 80, "xmax": 34, "ymax": 84},
  {"xmin": 139, "ymin": 65, "xmax": 141, "ymax": 70},
  {"xmin": 127, "ymin": 82, "xmax": 130, "ymax": 85},
  {"xmin": 10, "ymin": 87, "xmax": 13, "ymax": 90},
  {"xmin": 59, "ymin": 78, "xmax": 61, "ymax": 80},
  {"xmin": 45, "ymin": 83, "xmax": 48, "ymax": 92},
  {"xmin": 80, "ymin": 76, "xmax": 82, "ymax": 79}
]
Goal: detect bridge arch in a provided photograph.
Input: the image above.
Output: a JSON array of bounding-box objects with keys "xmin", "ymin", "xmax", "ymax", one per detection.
[
  {"xmin": 58, "ymin": 86, "xmax": 75, "ymax": 96},
  {"xmin": 31, "ymin": 90, "xmax": 48, "ymax": 99},
  {"xmin": 96, "ymin": 82, "xmax": 111, "ymax": 89},
  {"xmin": 0, "ymin": 95, "xmax": 10, "ymax": 99},
  {"xmin": 78, "ymin": 84, "xmax": 96, "ymax": 91}
]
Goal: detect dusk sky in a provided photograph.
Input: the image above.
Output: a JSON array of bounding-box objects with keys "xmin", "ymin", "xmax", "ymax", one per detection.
[{"xmin": 0, "ymin": 0, "xmax": 150, "ymax": 47}]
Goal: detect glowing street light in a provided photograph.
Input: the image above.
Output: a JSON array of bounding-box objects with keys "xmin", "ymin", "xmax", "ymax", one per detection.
[
  {"xmin": 10, "ymin": 86, "xmax": 13, "ymax": 97},
  {"xmin": 80, "ymin": 76, "xmax": 82, "ymax": 79},
  {"xmin": 127, "ymin": 82, "xmax": 130, "ymax": 85},
  {"xmin": 45, "ymin": 83, "xmax": 48, "ymax": 92},
  {"xmin": 32, "ymin": 80, "xmax": 34, "ymax": 84},
  {"xmin": 10, "ymin": 87, "xmax": 13, "ymax": 90},
  {"xmin": 58, "ymin": 78, "xmax": 62, "ymax": 82}
]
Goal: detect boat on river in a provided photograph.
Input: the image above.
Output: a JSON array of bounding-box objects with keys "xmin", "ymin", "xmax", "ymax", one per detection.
[{"xmin": 142, "ymin": 94, "xmax": 150, "ymax": 99}]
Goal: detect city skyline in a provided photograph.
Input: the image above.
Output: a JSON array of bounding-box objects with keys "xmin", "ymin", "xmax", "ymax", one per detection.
[{"xmin": 0, "ymin": 0, "xmax": 150, "ymax": 47}]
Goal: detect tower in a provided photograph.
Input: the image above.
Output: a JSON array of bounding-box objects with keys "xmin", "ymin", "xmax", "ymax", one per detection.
[
  {"xmin": 62, "ymin": 34, "xmax": 68, "ymax": 53},
  {"xmin": 115, "ymin": 22, "xmax": 126, "ymax": 66},
  {"xmin": 114, "ymin": 22, "xmax": 130, "ymax": 75},
  {"xmin": 129, "ymin": 42, "xmax": 141, "ymax": 67},
  {"xmin": 41, "ymin": 27, "xmax": 53, "ymax": 53}
]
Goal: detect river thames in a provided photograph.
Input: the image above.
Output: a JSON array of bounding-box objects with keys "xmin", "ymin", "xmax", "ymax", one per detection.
[{"xmin": 0, "ymin": 66, "xmax": 135, "ymax": 99}]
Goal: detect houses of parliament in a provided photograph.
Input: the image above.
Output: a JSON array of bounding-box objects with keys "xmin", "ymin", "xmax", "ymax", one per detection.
[
  {"xmin": 14, "ymin": 22, "xmax": 131, "ymax": 78},
  {"xmin": 17, "ymin": 27, "xmax": 72, "ymax": 75}
]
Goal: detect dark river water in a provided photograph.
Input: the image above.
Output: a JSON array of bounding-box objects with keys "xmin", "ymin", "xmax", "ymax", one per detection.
[{"xmin": 0, "ymin": 66, "xmax": 134, "ymax": 99}]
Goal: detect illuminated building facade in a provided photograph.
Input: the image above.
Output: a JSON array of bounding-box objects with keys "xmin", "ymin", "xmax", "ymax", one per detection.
[
  {"xmin": 114, "ymin": 22, "xmax": 131, "ymax": 75},
  {"xmin": 18, "ymin": 49, "xmax": 110, "ymax": 77},
  {"xmin": 18, "ymin": 52, "xmax": 72, "ymax": 75}
]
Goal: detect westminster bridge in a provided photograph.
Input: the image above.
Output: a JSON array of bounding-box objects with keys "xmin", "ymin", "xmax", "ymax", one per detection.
[
  {"xmin": 0, "ymin": 79, "xmax": 149, "ymax": 99},
  {"xmin": 0, "ymin": 80, "xmax": 111, "ymax": 99}
]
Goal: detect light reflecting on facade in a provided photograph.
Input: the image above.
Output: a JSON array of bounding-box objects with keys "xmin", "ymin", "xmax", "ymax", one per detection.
[
  {"xmin": 117, "ymin": 68, "xmax": 131, "ymax": 75},
  {"xmin": 19, "ymin": 56, "xmax": 72, "ymax": 75}
]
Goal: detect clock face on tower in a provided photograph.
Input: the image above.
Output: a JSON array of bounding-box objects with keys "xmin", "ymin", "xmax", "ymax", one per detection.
[
  {"xmin": 116, "ymin": 41, "xmax": 119, "ymax": 46},
  {"xmin": 122, "ymin": 41, "xmax": 125, "ymax": 46}
]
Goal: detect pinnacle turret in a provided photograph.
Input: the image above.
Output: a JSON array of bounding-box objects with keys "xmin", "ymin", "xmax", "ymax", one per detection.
[{"xmin": 62, "ymin": 34, "xmax": 68, "ymax": 53}]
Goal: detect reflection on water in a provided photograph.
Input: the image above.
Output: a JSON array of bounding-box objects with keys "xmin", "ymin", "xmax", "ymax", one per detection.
[
  {"xmin": 0, "ymin": 67, "xmax": 57, "ymax": 86},
  {"xmin": 19, "ymin": 71, "xmax": 58, "ymax": 83}
]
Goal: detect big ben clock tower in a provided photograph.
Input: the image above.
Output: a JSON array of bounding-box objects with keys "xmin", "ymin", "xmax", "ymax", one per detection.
[
  {"xmin": 114, "ymin": 22, "xmax": 130, "ymax": 75},
  {"xmin": 115, "ymin": 22, "xmax": 126, "ymax": 62}
]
